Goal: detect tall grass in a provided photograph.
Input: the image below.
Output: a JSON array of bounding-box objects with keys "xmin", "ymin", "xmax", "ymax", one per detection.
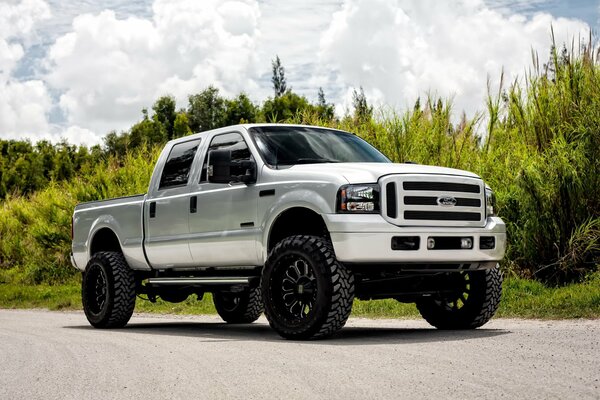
[
  {"xmin": 0, "ymin": 40, "xmax": 598, "ymax": 286},
  {"xmin": 0, "ymin": 147, "xmax": 160, "ymax": 284}
]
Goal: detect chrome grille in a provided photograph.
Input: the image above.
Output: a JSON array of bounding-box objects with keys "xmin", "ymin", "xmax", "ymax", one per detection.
[{"xmin": 380, "ymin": 174, "xmax": 486, "ymax": 228}]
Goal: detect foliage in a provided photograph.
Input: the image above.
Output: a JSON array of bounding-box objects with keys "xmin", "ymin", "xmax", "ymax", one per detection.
[
  {"xmin": 187, "ymin": 86, "xmax": 227, "ymax": 132},
  {"xmin": 173, "ymin": 112, "xmax": 192, "ymax": 138},
  {"xmin": 0, "ymin": 147, "xmax": 159, "ymax": 284},
  {"xmin": 352, "ymin": 86, "xmax": 373, "ymax": 122},
  {"xmin": 226, "ymin": 93, "xmax": 259, "ymax": 125},
  {"xmin": 262, "ymin": 91, "xmax": 316, "ymax": 122},
  {"xmin": 316, "ymin": 87, "xmax": 336, "ymax": 121},
  {"xmin": 0, "ymin": 139, "xmax": 102, "ymax": 199},
  {"xmin": 271, "ymin": 55, "xmax": 287, "ymax": 97},
  {"xmin": 152, "ymin": 95, "xmax": 177, "ymax": 140}
]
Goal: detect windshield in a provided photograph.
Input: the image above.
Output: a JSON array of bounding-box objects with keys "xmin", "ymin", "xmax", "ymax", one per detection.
[{"xmin": 249, "ymin": 126, "xmax": 390, "ymax": 166}]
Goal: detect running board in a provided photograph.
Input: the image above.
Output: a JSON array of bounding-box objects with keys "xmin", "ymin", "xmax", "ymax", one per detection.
[{"xmin": 146, "ymin": 277, "xmax": 252, "ymax": 286}]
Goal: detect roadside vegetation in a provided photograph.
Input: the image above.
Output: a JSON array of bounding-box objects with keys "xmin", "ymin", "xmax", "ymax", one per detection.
[{"xmin": 0, "ymin": 38, "xmax": 598, "ymax": 317}]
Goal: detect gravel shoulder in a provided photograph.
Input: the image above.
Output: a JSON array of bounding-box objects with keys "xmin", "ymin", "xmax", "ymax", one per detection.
[{"xmin": 0, "ymin": 310, "xmax": 598, "ymax": 400}]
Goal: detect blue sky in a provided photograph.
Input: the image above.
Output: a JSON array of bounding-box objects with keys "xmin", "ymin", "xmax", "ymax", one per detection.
[{"xmin": 1, "ymin": 0, "xmax": 598, "ymax": 145}]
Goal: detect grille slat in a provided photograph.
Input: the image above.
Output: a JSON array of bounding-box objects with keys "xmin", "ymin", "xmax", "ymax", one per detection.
[
  {"xmin": 404, "ymin": 211, "xmax": 482, "ymax": 221},
  {"xmin": 386, "ymin": 182, "xmax": 397, "ymax": 218},
  {"xmin": 404, "ymin": 196, "xmax": 481, "ymax": 207},
  {"xmin": 403, "ymin": 181, "xmax": 480, "ymax": 193}
]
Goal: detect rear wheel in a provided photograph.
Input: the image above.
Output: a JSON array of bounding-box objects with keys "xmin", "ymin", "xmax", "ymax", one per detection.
[
  {"xmin": 416, "ymin": 266, "xmax": 503, "ymax": 329},
  {"xmin": 82, "ymin": 251, "xmax": 136, "ymax": 328},
  {"xmin": 262, "ymin": 235, "xmax": 354, "ymax": 340},
  {"xmin": 213, "ymin": 287, "xmax": 263, "ymax": 324}
]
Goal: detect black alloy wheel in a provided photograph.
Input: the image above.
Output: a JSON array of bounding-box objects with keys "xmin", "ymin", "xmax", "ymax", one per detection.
[
  {"xmin": 262, "ymin": 235, "xmax": 354, "ymax": 340},
  {"xmin": 273, "ymin": 255, "xmax": 317, "ymax": 320},
  {"xmin": 82, "ymin": 251, "xmax": 136, "ymax": 328},
  {"xmin": 416, "ymin": 266, "xmax": 503, "ymax": 329},
  {"xmin": 213, "ymin": 286, "xmax": 263, "ymax": 324}
]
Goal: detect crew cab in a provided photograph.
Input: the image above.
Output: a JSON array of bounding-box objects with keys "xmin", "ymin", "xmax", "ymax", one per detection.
[{"xmin": 72, "ymin": 124, "xmax": 506, "ymax": 339}]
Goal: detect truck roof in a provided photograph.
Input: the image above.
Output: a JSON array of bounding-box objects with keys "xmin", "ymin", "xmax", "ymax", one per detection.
[{"xmin": 168, "ymin": 123, "xmax": 349, "ymax": 146}]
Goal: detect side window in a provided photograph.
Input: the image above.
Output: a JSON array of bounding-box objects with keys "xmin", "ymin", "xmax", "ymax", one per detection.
[
  {"xmin": 200, "ymin": 132, "xmax": 252, "ymax": 182},
  {"xmin": 159, "ymin": 139, "xmax": 201, "ymax": 189}
]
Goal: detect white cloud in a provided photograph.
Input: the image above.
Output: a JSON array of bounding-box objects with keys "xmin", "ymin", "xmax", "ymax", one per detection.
[
  {"xmin": 45, "ymin": 0, "xmax": 261, "ymax": 139},
  {"xmin": 0, "ymin": 0, "xmax": 595, "ymax": 146},
  {"xmin": 0, "ymin": 79, "xmax": 52, "ymax": 139},
  {"xmin": 0, "ymin": 0, "xmax": 52, "ymax": 141},
  {"xmin": 318, "ymin": 0, "xmax": 591, "ymax": 118},
  {"xmin": 61, "ymin": 125, "xmax": 100, "ymax": 146}
]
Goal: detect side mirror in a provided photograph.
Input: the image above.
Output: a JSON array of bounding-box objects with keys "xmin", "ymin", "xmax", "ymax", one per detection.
[
  {"xmin": 208, "ymin": 149, "xmax": 257, "ymax": 184},
  {"xmin": 208, "ymin": 149, "xmax": 232, "ymax": 183}
]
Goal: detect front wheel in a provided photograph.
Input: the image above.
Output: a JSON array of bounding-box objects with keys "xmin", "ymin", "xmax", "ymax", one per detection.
[
  {"xmin": 416, "ymin": 266, "xmax": 503, "ymax": 329},
  {"xmin": 82, "ymin": 251, "xmax": 136, "ymax": 328},
  {"xmin": 213, "ymin": 287, "xmax": 263, "ymax": 324},
  {"xmin": 262, "ymin": 235, "xmax": 354, "ymax": 340}
]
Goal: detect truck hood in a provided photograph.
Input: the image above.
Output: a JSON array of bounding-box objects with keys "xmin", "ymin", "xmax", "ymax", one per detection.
[{"xmin": 286, "ymin": 162, "xmax": 481, "ymax": 184}]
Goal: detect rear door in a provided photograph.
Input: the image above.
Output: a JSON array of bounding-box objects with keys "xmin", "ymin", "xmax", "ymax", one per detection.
[
  {"xmin": 188, "ymin": 131, "xmax": 260, "ymax": 267},
  {"xmin": 144, "ymin": 138, "xmax": 202, "ymax": 268}
]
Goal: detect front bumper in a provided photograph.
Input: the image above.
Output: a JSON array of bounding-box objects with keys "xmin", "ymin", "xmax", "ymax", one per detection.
[{"xmin": 324, "ymin": 214, "xmax": 506, "ymax": 264}]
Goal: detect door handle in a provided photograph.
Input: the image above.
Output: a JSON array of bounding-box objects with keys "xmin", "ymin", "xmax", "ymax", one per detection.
[
  {"xmin": 190, "ymin": 196, "xmax": 197, "ymax": 213},
  {"xmin": 149, "ymin": 202, "xmax": 156, "ymax": 218}
]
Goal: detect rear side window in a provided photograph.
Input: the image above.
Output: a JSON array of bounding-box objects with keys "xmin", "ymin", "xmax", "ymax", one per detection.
[
  {"xmin": 159, "ymin": 139, "xmax": 201, "ymax": 189},
  {"xmin": 200, "ymin": 132, "xmax": 252, "ymax": 182}
]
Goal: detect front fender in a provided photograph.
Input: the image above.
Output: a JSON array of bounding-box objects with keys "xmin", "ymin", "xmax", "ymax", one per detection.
[{"xmin": 259, "ymin": 188, "xmax": 333, "ymax": 262}]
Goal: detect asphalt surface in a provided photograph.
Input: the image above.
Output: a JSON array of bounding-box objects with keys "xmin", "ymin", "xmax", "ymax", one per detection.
[{"xmin": 0, "ymin": 310, "xmax": 598, "ymax": 400}]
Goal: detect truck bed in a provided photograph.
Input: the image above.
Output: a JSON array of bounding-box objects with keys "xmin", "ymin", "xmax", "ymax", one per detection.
[{"xmin": 72, "ymin": 194, "xmax": 150, "ymax": 271}]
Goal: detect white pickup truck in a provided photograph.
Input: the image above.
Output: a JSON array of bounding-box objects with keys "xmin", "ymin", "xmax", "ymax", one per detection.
[{"xmin": 72, "ymin": 124, "xmax": 506, "ymax": 339}]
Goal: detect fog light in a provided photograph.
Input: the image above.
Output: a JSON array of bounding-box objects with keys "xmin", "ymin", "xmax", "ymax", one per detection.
[
  {"xmin": 480, "ymin": 236, "xmax": 495, "ymax": 250},
  {"xmin": 460, "ymin": 238, "xmax": 473, "ymax": 249},
  {"xmin": 427, "ymin": 238, "xmax": 435, "ymax": 249}
]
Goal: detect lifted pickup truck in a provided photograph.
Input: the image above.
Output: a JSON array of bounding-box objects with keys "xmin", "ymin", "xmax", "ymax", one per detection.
[{"xmin": 72, "ymin": 124, "xmax": 506, "ymax": 339}]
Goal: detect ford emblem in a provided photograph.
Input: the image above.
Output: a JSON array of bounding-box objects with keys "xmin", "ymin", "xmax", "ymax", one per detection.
[{"xmin": 437, "ymin": 196, "xmax": 457, "ymax": 207}]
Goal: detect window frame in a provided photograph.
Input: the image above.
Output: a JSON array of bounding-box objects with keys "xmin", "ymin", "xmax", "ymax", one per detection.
[
  {"xmin": 157, "ymin": 138, "xmax": 202, "ymax": 190},
  {"xmin": 199, "ymin": 132, "xmax": 253, "ymax": 183}
]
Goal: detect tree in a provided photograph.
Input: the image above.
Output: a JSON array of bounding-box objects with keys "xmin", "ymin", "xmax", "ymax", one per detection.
[
  {"xmin": 104, "ymin": 131, "xmax": 129, "ymax": 157},
  {"xmin": 173, "ymin": 112, "xmax": 192, "ymax": 138},
  {"xmin": 52, "ymin": 142, "xmax": 75, "ymax": 181},
  {"xmin": 352, "ymin": 86, "xmax": 373, "ymax": 121},
  {"xmin": 129, "ymin": 110, "xmax": 167, "ymax": 150},
  {"xmin": 271, "ymin": 55, "xmax": 287, "ymax": 97},
  {"xmin": 262, "ymin": 91, "xmax": 315, "ymax": 122},
  {"xmin": 225, "ymin": 93, "xmax": 258, "ymax": 125},
  {"xmin": 152, "ymin": 96, "xmax": 177, "ymax": 140},
  {"xmin": 187, "ymin": 86, "xmax": 227, "ymax": 132},
  {"xmin": 316, "ymin": 87, "xmax": 335, "ymax": 121}
]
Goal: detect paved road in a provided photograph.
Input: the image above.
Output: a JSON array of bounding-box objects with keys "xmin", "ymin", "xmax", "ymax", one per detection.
[{"xmin": 0, "ymin": 310, "xmax": 598, "ymax": 399}]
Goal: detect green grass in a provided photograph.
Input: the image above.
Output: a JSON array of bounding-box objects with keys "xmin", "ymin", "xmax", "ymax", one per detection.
[
  {"xmin": 2, "ymin": 275, "xmax": 598, "ymax": 319},
  {"xmin": 496, "ymin": 273, "xmax": 600, "ymax": 319}
]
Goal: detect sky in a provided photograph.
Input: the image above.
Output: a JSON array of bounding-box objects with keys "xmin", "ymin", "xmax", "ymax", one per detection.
[{"xmin": 0, "ymin": 0, "xmax": 598, "ymax": 146}]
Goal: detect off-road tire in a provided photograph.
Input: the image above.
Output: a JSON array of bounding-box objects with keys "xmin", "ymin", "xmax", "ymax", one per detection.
[
  {"xmin": 82, "ymin": 251, "xmax": 136, "ymax": 328},
  {"xmin": 213, "ymin": 286, "xmax": 264, "ymax": 323},
  {"xmin": 262, "ymin": 235, "xmax": 354, "ymax": 340},
  {"xmin": 416, "ymin": 266, "xmax": 503, "ymax": 329}
]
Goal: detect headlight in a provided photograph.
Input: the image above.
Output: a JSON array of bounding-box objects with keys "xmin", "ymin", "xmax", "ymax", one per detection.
[
  {"xmin": 485, "ymin": 187, "xmax": 496, "ymax": 217},
  {"xmin": 337, "ymin": 184, "xmax": 380, "ymax": 213}
]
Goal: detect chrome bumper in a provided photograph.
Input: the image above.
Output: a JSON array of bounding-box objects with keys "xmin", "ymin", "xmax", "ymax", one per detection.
[{"xmin": 324, "ymin": 215, "xmax": 506, "ymax": 264}]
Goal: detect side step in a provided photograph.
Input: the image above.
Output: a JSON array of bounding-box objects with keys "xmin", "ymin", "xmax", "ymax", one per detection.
[{"xmin": 146, "ymin": 277, "xmax": 254, "ymax": 287}]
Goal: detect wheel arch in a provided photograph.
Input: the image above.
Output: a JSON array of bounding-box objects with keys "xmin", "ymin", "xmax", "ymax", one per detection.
[
  {"xmin": 266, "ymin": 206, "xmax": 330, "ymax": 256},
  {"xmin": 89, "ymin": 227, "xmax": 123, "ymax": 259}
]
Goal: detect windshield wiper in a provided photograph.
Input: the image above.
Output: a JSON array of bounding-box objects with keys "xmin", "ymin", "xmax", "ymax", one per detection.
[{"xmin": 294, "ymin": 158, "xmax": 341, "ymax": 164}]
